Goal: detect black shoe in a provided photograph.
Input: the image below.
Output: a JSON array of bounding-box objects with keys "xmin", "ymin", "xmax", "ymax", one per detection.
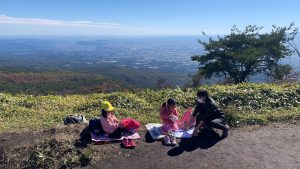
[{"xmin": 221, "ymin": 127, "xmax": 229, "ymax": 138}]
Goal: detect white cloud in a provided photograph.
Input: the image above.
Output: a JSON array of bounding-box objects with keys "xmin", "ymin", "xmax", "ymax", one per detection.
[
  {"xmin": 0, "ymin": 14, "xmax": 202, "ymax": 36},
  {"xmin": 0, "ymin": 15, "xmax": 120, "ymax": 27}
]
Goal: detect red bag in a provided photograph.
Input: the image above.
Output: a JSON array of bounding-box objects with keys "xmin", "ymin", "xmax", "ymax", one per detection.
[{"xmin": 121, "ymin": 118, "xmax": 141, "ymax": 131}]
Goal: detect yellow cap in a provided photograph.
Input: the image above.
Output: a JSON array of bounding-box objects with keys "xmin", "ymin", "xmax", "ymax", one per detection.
[{"xmin": 101, "ymin": 101, "xmax": 114, "ymax": 111}]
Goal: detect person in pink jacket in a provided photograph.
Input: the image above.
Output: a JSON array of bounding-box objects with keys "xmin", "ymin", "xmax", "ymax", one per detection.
[
  {"xmin": 160, "ymin": 98, "xmax": 179, "ymax": 146},
  {"xmin": 100, "ymin": 101, "xmax": 124, "ymax": 138}
]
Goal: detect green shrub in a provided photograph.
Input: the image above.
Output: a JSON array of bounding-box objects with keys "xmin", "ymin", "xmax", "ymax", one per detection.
[{"xmin": 0, "ymin": 83, "xmax": 300, "ymax": 131}]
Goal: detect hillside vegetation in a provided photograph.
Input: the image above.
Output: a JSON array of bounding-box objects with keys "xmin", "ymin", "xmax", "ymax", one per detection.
[
  {"xmin": 0, "ymin": 67, "xmax": 189, "ymax": 94},
  {"xmin": 1, "ymin": 83, "xmax": 300, "ymax": 131}
]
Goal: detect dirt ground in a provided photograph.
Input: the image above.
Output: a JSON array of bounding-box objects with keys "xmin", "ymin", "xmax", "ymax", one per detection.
[{"xmin": 1, "ymin": 122, "xmax": 300, "ymax": 169}]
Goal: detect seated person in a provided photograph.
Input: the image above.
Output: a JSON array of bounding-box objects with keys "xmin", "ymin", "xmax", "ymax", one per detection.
[
  {"xmin": 192, "ymin": 90, "xmax": 229, "ymax": 138},
  {"xmin": 160, "ymin": 98, "xmax": 179, "ymax": 145},
  {"xmin": 100, "ymin": 101, "xmax": 125, "ymax": 138}
]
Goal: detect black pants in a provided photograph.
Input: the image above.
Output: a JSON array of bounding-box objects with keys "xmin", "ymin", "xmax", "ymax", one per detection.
[
  {"xmin": 109, "ymin": 127, "xmax": 125, "ymax": 139},
  {"xmin": 195, "ymin": 116, "xmax": 227, "ymax": 130},
  {"xmin": 207, "ymin": 118, "xmax": 227, "ymax": 130}
]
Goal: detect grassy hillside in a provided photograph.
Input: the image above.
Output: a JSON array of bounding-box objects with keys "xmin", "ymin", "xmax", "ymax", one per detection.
[
  {"xmin": 0, "ymin": 70, "xmax": 134, "ymax": 94},
  {"xmin": 0, "ymin": 67, "xmax": 189, "ymax": 95},
  {"xmin": 1, "ymin": 83, "xmax": 300, "ymax": 131}
]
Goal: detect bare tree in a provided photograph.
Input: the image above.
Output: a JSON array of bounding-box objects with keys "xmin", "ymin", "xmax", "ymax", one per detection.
[
  {"xmin": 267, "ymin": 68, "xmax": 300, "ymax": 83},
  {"xmin": 286, "ymin": 22, "xmax": 300, "ymax": 58},
  {"xmin": 287, "ymin": 39, "xmax": 300, "ymax": 58},
  {"xmin": 184, "ymin": 73, "xmax": 204, "ymax": 88},
  {"xmin": 155, "ymin": 77, "xmax": 170, "ymax": 89}
]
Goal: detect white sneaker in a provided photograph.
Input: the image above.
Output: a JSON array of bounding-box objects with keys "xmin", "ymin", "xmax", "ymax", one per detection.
[
  {"xmin": 171, "ymin": 136, "xmax": 177, "ymax": 146},
  {"xmin": 164, "ymin": 136, "xmax": 171, "ymax": 145}
]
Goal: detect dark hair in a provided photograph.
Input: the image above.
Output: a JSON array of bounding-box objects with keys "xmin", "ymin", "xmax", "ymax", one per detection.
[
  {"xmin": 167, "ymin": 98, "xmax": 176, "ymax": 106},
  {"xmin": 162, "ymin": 98, "xmax": 176, "ymax": 108},
  {"xmin": 197, "ymin": 90, "xmax": 209, "ymax": 98},
  {"xmin": 101, "ymin": 109, "xmax": 108, "ymax": 118},
  {"xmin": 197, "ymin": 90, "xmax": 211, "ymax": 102}
]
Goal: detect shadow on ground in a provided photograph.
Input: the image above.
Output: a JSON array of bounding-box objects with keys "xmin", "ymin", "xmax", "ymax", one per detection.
[
  {"xmin": 144, "ymin": 131, "xmax": 155, "ymax": 143},
  {"xmin": 74, "ymin": 126, "xmax": 92, "ymax": 148},
  {"xmin": 167, "ymin": 129, "xmax": 223, "ymax": 156}
]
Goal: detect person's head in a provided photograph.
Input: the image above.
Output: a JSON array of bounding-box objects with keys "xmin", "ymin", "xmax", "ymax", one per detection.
[
  {"xmin": 167, "ymin": 98, "xmax": 177, "ymax": 110},
  {"xmin": 100, "ymin": 101, "xmax": 114, "ymax": 118},
  {"xmin": 197, "ymin": 90, "xmax": 209, "ymax": 103}
]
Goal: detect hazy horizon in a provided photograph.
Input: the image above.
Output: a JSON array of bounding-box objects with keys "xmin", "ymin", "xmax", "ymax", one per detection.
[{"xmin": 1, "ymin": 0, "xmax": 299, "ymax": 36}]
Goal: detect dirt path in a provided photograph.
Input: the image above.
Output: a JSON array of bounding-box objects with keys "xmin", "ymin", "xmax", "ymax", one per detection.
[
  {"xmin": 87, "ymin": 123, "xmax": 300, "ymax": 169},
  {"xmin": 1, "ymin": 123, "xmax": 300, "ymax": 169}
]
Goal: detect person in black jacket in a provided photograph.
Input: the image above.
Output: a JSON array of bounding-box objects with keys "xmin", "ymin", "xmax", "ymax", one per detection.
[
  {"xmin": 192, "ymin": 90, "xmax": 229, "ymax": 138},
  {"xmin": 190, "ymin": 97, "xmax": 205, "ymax": 129}
]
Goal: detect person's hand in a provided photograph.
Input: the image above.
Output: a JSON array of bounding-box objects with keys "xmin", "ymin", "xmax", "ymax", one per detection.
[
  {"xmin": 113, "ymin": 116, "xmax": 120, "ymax": 123},
  {"xmin": 170, "ymin": 114, "xmax": 178, "ymax": 122},
  {"xmin": 189, "ymin": 116, "xmax": 195, "ymax": 127},
  {"xmin": 119, "ymin": 122, "xmax": 124, "ymax": 128}
]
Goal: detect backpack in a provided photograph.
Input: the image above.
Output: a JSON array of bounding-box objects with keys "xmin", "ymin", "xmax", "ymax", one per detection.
[
  {"xmin": 63, "ymin": 115, "xmax": 88, "ymax": 125},
  {"xmin": 88, "ymin": 118, "xmax": 106, "ymax": 136}
]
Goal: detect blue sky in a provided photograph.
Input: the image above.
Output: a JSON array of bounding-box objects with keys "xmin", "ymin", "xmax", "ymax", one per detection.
[{"xmin": 0, "ymin": 0, "xmax": 299, "ymax": 36}]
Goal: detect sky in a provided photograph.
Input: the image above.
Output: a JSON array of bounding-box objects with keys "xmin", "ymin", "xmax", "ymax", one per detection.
[{"xmin": 0, "ymin": 0, "xmax": 299, "ymax": 36}]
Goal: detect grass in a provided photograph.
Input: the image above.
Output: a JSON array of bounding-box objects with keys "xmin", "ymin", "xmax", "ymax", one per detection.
[
  {"xmin": 3, "ymin": 129, "xmax": 93, "ymax": 169},
  {"xmin": 1, "ymin": 83, "xmax": 300, "ymax": 132},
  {"xmin": 1, "ymin": 82, "xmax": 300, "ymax": 168}
]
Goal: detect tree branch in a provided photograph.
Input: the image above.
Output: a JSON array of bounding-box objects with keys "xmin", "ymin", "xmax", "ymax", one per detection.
[{"xmin": 287, "ymin": 40, "xmax": 300, "ymax": 57}]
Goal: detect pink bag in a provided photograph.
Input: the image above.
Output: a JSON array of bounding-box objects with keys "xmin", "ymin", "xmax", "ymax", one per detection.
[{"xmin": 178, "ymin": 108, "xmax": 196, "ymax": 130}]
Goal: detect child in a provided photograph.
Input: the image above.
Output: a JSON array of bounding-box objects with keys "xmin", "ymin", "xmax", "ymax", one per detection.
[
  {"xmin": 100, "ymin": 101, "xmax": 124, "ymax": 138},
  {"xmin": 160, "ymin": 98, "xmax": 179, "ymax": 146}
]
